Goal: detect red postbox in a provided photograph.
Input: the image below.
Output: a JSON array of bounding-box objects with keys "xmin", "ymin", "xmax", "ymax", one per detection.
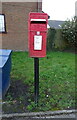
[{"xmin": 28, "ymin": 12, "xmax": 48, "ymax": 58}]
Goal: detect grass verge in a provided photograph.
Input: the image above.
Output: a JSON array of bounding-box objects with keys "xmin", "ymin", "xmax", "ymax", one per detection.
[{"xmin": 3, "ymin": 51, "xmax": 76, "ymax": 113}]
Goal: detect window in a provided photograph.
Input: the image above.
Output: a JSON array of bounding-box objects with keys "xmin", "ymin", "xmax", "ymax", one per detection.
[{"xmin": 0, "ymin": 14, "xmax": 6, "ymax": 33}]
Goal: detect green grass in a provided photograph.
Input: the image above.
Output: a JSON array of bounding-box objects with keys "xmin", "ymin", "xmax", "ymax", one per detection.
[{"xmin": 6, "ymin": 51, "xmax": 76, "ymax": 112}]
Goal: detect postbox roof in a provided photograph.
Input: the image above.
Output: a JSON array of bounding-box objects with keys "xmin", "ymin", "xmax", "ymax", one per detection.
[{"xmin": 29, "ymin": 12, "xmax": 48, "ymax": 20}]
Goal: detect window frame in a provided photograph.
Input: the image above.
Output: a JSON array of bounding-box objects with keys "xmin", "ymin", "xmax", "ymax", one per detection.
[{"xmin": 0, "ymin": 14, "xmax": 6, "ymax": 33}]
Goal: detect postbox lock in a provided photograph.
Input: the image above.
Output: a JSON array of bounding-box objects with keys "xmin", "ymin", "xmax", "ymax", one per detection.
[{"xmin": 37, "ymin": 31, "xmax": 40, "ymax": 35}]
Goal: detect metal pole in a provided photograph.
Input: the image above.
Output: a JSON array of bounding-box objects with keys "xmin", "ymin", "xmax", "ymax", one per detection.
[{"xmin": 34, "ymin": 58, "xmax": 39, "ymax": 105}]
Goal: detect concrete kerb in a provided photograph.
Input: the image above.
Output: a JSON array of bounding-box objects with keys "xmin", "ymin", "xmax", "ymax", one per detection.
[{"xmin": 1, "ymin": 109, "xmax": 77, "ymax": 119}]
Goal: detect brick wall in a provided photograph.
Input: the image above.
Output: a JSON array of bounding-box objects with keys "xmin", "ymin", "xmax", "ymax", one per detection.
[{"xmin": 0, "ymin": 2, "xmax": 39, "ymax": 51}]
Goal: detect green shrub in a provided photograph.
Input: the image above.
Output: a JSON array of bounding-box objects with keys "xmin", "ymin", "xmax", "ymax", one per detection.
[
  {"xmin": 47, "ymin": 28, "xmax": 56, "ymax": 51},
  {"xmin": 62, "ymin": 16, "xmax": 77, "ymax": 47},
  {"xmin": 47, "ymin": 28, "xmax": 67, "ymax": 51},
  {"xmin": 54, "ymin": 29, "xmax": 67, "ymax": 50}
]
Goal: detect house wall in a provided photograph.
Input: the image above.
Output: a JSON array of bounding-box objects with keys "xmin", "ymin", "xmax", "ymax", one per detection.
[{"xmin": 0, "ymin": 2, "xmax": 42, "ymax": 51}]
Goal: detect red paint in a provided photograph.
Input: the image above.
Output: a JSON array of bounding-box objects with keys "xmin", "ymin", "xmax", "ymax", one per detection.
[{"xmin": 28, "ymin": 12, "xmax": 48, "ymax": 58}]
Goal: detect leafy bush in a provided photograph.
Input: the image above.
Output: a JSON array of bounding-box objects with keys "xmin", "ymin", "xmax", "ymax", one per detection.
[
  {"xmin": 47, "ymin": 28, "xmax": 67, "ymax": 51},
  {"xmin": 47, "ymin": 28, "xmax": 56, "ymax": 51},
  {"xmin": 54, "ymin": 29, "xmax": 66, "ymax": 50},
  {"xmin": 62, "ymin": 16, "xmax": 77, "ymax": 47}
]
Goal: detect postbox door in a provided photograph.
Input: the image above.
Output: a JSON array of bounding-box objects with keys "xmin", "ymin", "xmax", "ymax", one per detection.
[{"xmin": 29, "ymin": 31, "xmax": 47, "ymax": 57}]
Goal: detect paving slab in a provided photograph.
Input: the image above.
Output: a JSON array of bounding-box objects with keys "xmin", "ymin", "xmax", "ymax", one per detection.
[{"xmin": 0, "ymin": 109, "xmax": 77, "ymax": 120}]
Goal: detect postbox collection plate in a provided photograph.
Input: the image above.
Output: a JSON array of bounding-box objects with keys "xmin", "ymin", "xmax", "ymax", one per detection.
[{"xmin": 34, "ymin": 35, "xmax": 42, "ymax": 50}]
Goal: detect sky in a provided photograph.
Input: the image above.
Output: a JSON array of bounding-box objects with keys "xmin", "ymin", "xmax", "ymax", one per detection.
[{"xmin": 42, "ymin": 0, "xmax": 76, "ymax": 20}]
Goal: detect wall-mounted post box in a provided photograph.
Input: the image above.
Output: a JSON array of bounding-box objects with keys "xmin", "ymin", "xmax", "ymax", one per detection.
[{"xmin": 28, "ymin": 12, "xmax": 48, "ymax": 58}]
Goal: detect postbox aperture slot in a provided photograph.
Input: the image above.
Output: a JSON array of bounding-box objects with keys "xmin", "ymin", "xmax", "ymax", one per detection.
[
  {"xmin": 31, "ymin": 19, "xmax": 46, "ymax": 24},
  {"xmin": 31, "ymin": 21, "xmax": 46, "ymax": 24}
]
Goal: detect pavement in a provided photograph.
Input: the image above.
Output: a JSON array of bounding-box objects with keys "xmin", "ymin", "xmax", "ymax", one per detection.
[{"xmin": 0, "ymin": 109, "xmax": 77, "ymax": 120}]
